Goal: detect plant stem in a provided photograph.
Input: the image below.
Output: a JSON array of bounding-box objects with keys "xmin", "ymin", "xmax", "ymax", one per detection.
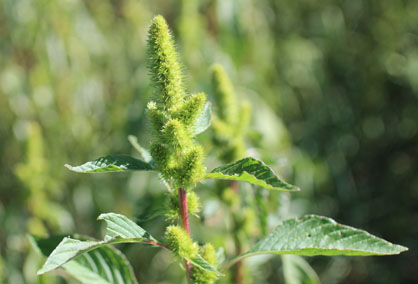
[
  {"xmin": 178, "ymin": 187, "xmax": 192, "ymax": 283},
  {"xmin": 143, "ymin": 240, "xmax": 170, "ymax": 250},
  {"xmin": 233, "ymin": 238, "xmax": 244, "ymax": 284},
  {"xmin": 231, "ymin": 180, "xmax": 243, "ymax": 284},
  {"xmin": 231, "ymin": 179, "xmax": 239, "ymax": 194},
  {"xmin": 179, "ymin": 188, "xmax": 190, "ymax": 234}
]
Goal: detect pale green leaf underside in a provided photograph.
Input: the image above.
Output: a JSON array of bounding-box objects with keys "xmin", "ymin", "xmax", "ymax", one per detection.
[
  {"xmin": 65, "ymin": 154, "xmax": 154, "ymax": 173},
  {"xmin": 229, "ymin": 215, "xmax": 407, "ymax": 266},
  {"xmin": 38, "ymin": 213, "xmax": 158, "ymax": 275},
  {"xmin": 127, "ymin": 135, "xmax": 153, "ymax": 163},
  {"xmin": 193, "ymin": 101, "xmax": 212, "ymax": 136},
  {"xmin": 282, "ymin": 255, "xmax": 320, "ymax": 284},
  {"xmin": 31, "ymin": 235, "xmax": 138, "ymax": 284},
  {"xmin": 203, "ymin": 157, "xmax": 299, "ymax": 191}
]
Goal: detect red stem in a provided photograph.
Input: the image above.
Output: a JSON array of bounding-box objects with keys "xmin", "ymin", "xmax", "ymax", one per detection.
[
  {"xmin": 179, "ymin": 188, "xmax": 190, "ymax": 234},
  {"xmin": 231, "ymin": 180, "xmax": 239, "ymax": 194},
  {"xmin": 178, "ymin": 187, "xmax": 192, "ymax": 283},
  {"xmin": 143, "ymin": 240, "xmax": 170, "ymax": 250}
]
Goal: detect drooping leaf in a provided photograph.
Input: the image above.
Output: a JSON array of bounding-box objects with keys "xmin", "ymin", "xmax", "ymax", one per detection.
[
  {"xmin": 203, "ymin": 157, "xmax": 299, "ymax": 191},
  {"xmin": 65, "ymin": 154, "xmax": 154, "ymax": 173},
  {"xmin": 282, "ymin": 255, "xmax": 320, "ymax": 284},
  {"xmin": 127, "ymin": 135, "xmax": 153, "ymax": 163},
  {"xmin": 38, "ymin": 213, "xmax": 161, "ymax": 275},
  {"xmin": 31, "ymin": 235, "xmax": 138, "ymax": 284},
  {"xmin": 224, "ymin": 215, "xmax": 407, "ymax": 268},
  {"xmin": 193, "ymin": 101, "xmax": 212, "ymax": 136}
]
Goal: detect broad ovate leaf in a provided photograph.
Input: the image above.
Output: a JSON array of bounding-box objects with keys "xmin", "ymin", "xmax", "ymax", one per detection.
[
  {"xmin": 38, "ymin": 213, "xmax": 161, "ymax": 275},
  {"xmin": 65, "ymin": 154, "xmax": 153, "ymax": 173},
  {"xmin": 193, "ymin": 101, "xmax": 212, "ymax": 136},
  {"xmin": 31, "ymin": 235, "xmax": 138, "ymax": 284},
  {"xmin": 226, "ymin": 215, "xmax": 407, "ymax": 267},
  {"xmin": 203, "ymin": 157, "xmax": 299, "ymax": 191},
  {"xmin": 282, "ymin": 255, "xmax": 320, "ymax": 284}
]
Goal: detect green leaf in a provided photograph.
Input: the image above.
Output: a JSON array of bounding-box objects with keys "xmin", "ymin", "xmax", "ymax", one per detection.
[
  {"xmin": 188, "ymin": 254, "xmax": 222, "ymax": 277},
  {"xmin": 203, "ymin": 157, "xmax": 299, "ymax": 191},
  {"xmin": 31, "ymin": 235, "xmax": 138, "ymax": 284},
  {"xmin": 127, "ymin": 135, "xmax": 153, "ymax": 163},
  {"xmin": 192, "ymin": 101, "xmax": 211, "ymax": 136},
  {"xmin": 225, "ymin": 215, "xmax": 408, "ymax": 268},
  {"xmin": 38, "ymin": 213, "xmax": 161, "ymax": 275},
  {"xmin": 282, "ymin": 255, "xmax": 320, "ymax": 284},
  {"xmin": 65, "ymin": 154, "xmax": 154, "ymax": 173}
]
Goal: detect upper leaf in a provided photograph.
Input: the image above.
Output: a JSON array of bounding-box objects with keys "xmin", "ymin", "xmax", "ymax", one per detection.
[
  {"xmin": 65, "ymin": 154, "xmax": 154, "ymax": 173},
  {"xmin": 192, "ymin": 101, "xmax": 212, "ymax": 136},
  {"xmin": 31, "ymin": 235, "xmax": 138, "ymax": 284},
  {"xmin": 224, "ymin": 215, "xmax": 408, "ymax": 268},
  {"xmin": 203, "ymin": 157, "xmax": 299, "ymax": 191},
  {"xmin": 38, "ymin": 213, "xmax": 160, "ymax": 275}
]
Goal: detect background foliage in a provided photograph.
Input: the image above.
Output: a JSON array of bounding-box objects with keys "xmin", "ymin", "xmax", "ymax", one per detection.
[{"xmin": 0, "ymin": 0, "xmax": 416, "ymax": 283}]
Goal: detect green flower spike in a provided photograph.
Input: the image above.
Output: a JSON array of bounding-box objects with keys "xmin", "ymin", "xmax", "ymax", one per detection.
[
  {"xmin": 211, "ymin": 64, "xmax": 251, "ymax": 163},
  {"xmin": 147, "ymin": 15, "xmax": 206, "ymax": 189}
]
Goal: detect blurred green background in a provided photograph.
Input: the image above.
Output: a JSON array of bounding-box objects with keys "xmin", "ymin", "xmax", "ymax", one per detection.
[{"xmin": 1, "ymin": 0, "xmax": 417, "ymax": 283}]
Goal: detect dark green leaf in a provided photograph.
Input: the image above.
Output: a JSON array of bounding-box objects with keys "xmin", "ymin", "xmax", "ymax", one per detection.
[
  {"xmin": 65, "ymin": 154, "xmax": 153, "ymax": 173},
  {"xmin": 225, "ymin": 215, "xmax": 408, "ymax": 268},
  {"xmin": 203, "ymin": 157, "xmax": 299, "ymax": 191}
]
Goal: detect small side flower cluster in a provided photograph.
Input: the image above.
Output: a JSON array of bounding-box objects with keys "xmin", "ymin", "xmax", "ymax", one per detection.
[
  {"xmin": 147, "ymin": 16, "xmax": 206, "ymax": 190},
  {"xmin": 211, "ymin": 64, "xmax": 251, "ymax": 163}
]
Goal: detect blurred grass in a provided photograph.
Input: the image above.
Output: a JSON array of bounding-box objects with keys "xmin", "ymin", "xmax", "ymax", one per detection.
[{"xmin": 0, "ymin": 0, "xmax": 417, "ymax": 283}]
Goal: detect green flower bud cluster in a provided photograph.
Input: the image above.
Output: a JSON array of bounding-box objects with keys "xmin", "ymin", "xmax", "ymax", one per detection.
[
  {"xmin": 147, "ymin": 16, "xmax": 206, "ymax": 189},
  {"xmin": 165, "ymin": 225, "xmax": 198, "ymax": 259},
  {"xmin": 191, "ymin": 243, "xmax": 219, "ymax": 284},
  {"xmin": 211, "ymin": 64, "xmax": 251, "ymax": 163},
  {"xmin": 165, "ymin": 190, "xmax": 201, "ymax": 221}
]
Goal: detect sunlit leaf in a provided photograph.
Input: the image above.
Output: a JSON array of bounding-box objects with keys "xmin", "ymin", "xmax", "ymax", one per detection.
[
  {"xmin": 224, "ymin": 215, "xmax": 407, "ymax": 269},
  {"xmin": 65, "ymin": 154, "xmax": 154, "ymax": 173},
  {"xmin": 31, "ymin": 235, "xmax": 138, "ymax": 284},
  {"xmin": 203, "ymin": 157, "xmax": 299, "ymax": 191},
  {"xmin": 38, "ymin": 213, "xmax": 161, "ymax": 275}
]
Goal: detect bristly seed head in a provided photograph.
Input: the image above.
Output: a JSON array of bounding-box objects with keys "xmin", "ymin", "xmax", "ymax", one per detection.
[{"xmin": 146, "ymin": 15, "xmax": 206, "ymax": 189}]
